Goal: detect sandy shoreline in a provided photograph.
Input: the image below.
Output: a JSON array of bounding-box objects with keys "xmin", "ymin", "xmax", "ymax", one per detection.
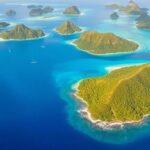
[
  {"xmin": 0, "ymin": 34, "xmax": 49, "ymax": 42},
  {"xmin": 68, "ymin": 39, "xmax": 141, "ymax": 56},
  {"xmin": 72, "ymin": 65, "xmax": 149, "ymax": 130}
]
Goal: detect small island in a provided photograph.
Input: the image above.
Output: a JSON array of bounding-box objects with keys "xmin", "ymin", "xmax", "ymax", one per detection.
[
  {"xmin": 0, "ymin": 22, "xmax": 10, "ymax": 28},
  {"xmin": 74, "ymin": 31, "xmax": 139, "ymax": 54},
  {"xmin": 63, "ymin": 6, "xmax": 80, "ymax": 15},
  {"xmin": 27, "ymin": 5, "xmax": 43, "ymax": 9},
  {"xmin": 76, "ymin": 64, "xmax": 150, "ymax": 124},
  {"xmin": 110, "ymin": 12, "xmax": 119, "ymax": 20},
  {"xmin": 56, "ymin": 21, "xmax": 81, "ymax": 35},
  {"xmin": 29, "ymin": 6, "xmax": 54, "ymax": 17},
  {"xmin": 106, "ymin": 3, "xmax": 124, "ymax": 10},
  {"xmin": 6, "ymin": 9, "xmax": 16, "ymax": 17},
  {"xmin": 136, "ymin": 13, "xmax": 150, "ymax": 29},
  {"xmin": 0, "ymin": 24, "xmax": 45, "ymax": 40},
  {"xmin": 107, "ymin": 1, "xmax": 149, "ymax": 15}
]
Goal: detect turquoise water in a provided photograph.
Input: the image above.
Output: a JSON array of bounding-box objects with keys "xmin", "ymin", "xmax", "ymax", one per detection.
[{"xmin": 1, "ymin": 1, "xmax": 150, "ymax": 150}]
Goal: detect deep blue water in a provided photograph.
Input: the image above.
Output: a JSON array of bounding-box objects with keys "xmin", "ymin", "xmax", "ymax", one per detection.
[{"xmin": 0, "ymin": 1, "xmax": 150, "ymax": 150}]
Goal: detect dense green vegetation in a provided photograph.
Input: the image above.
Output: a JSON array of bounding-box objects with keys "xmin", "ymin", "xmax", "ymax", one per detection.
[
  {"xmin": 56, "ymin": 21, "xmax": 81, "ymax": 35},
  {"xmin": 0, "ymin": 24, "xmax": 45, "ymax": 40},
  {"xmin": 77, "ymin": 64, "xmax": 150, "ymax": 122},
  {"xmin": 74, "ymin": 31, "xmax": 139, "ymax": 54}
]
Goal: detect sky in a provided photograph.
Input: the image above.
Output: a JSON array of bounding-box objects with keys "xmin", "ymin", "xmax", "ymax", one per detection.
[{"xmin": 0, "ymin": 0, "xmax": 150, "ymax": 8}]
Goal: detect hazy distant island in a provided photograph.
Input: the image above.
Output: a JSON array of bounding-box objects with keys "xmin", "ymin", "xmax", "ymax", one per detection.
[
  {"xmin": 0, "ymin": 24, "xmax": 45, "ymax": 40},
  {"xmin": 136, "ymin": 12, "xmax": 150, "ymax": 29},
  {"xmin": 106, "ymin": 0, "xmax": 149, "ymax": 15},
  {"xmin": 73, "ymin": 31, "xmax": 139, "ymax": 54},
  {"xmin": 6, "ymin": 9, "xmax": 16, "ymax": 17},
  {"xmin": 75, "ymin": 64, "xmax": 150, "ymax": 126},
  {"xmin": 63, "ymin": 6, "xmax": 80, "ymax": 15},
  {"xmin": 29, "ymin": 6, "xmax": 54, "ymax": 16},
  {"xmin": 106, "ymin": 3, "xmax": 124, "ymax": 10},
  {"xmin": 0, "ymin": 22, "xmax": 10, "ymax": 28},
  {"xmin": 27, "ymin": 5, "xmax": 43, "ymax": 9},
  {"xmin": 56, "ymin": 21, "xmax": 81, "ymax": 35},
  {"xmin": 110, "ymin": 12, "xmax": 119, "ymax": 20}
]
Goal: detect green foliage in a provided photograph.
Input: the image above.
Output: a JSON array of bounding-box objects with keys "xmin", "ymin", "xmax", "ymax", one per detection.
[
  {"xmin": 77, "ymin": 64, "xmax": 150, "ymax": 122},
  {"xmin": 56, "ymin": 21, "xmax": 81, "ymax": 35},
  {"xmin": 0, "ymin": 24, "xmax": 45, "ymax": 40},
  {"xmin": 74, "ymin": 31, "xmax": 139, "ymax": 54}
]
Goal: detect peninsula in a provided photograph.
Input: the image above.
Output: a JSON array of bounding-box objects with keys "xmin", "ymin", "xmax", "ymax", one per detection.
[
  {"xmin": 0, "ymin": 24, "xmax": 45, "ymax": 40},
  {"xmin": 76, "ymin": 64, "xmax": 150, "ymax": 123},
  {"xmin": 63, "ymin": 6, "xmax": 80, "ymax": 15},
  {"xmin": 74, "ymin": 31, "xmax": 139, "ymax": 54},
  {"xmin": 56, "ymin": 21, "xmax": 81, "ymax": 35}
]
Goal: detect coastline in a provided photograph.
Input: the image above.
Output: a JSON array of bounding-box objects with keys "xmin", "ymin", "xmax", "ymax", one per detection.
[
  {"xmin": 0, "ymin": 33, "xmax": 49, "ymax": 42},
  {"xmin": 53, "ymin": 26, "xmax": 87, "ymax": 36},
  {"xmin": 72, "ymin": 64, "xmax": 149, "ymax": 130}
]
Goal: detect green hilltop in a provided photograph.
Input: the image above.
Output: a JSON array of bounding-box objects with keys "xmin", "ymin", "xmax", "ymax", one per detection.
[
  {"xmin": 74, "ymin": 31, "xmax": 139, "ymax": 54},
  {"xmin": 0, "ymin": 24, "xmax": 45, "ymax": 40},
  {"xmin": 56, "ymin": 21, "xmax": 81, "ymax": 35},
  {"xmin": 77, "ymin": 64, "xmax": 150, "ymax": 122}
]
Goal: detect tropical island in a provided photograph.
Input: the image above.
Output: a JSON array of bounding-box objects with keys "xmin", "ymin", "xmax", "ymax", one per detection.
[
  {"xmin": 29, "ymin": 6, "xmax": 54, "ymax": 17},
  {"xmin": 6, "ymin": 9, "xmax": 16, "ymax": 17},
  {"xmin": 73, "ymin": 31, "xmax": 139, "ymax": 54},
  {"xmin": 0, "ymin": 24, "xmax": 45, "ymax": 40},
  {"xmin": 63, "ymin": 6, "xmax": 80, "ymax": 15},
  {"xmin": 27, "ymin": 5, "xmax": 43, "ymax": 9},
  {"xmin": 75, "ymin": 64, "xmax": 150, "ymax": 125},
  {"xmin": 106, "ymin": 0, "xmax": 148, "ymax": 15},
  {"xmin": 110, "ymin": 12, "xmax": 119, "ymax": 20},
  {"xmin": 106, "ymin": 3, "xmax": 124, "ymax": 10},
  {"xmin": 56, "ymin": 21, "xmax": 81, "ymax": 35},
  {"xmin": 0, "ymin": 22, "xmax": 10, "ymax": 28},
  {"xmin": 136, "ymin": 12, "xmax": 150, "ymax": 29}
]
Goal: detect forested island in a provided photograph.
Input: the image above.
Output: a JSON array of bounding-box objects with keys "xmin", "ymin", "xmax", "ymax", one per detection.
[
  {"xmin": 56, "ymin": 21, "xmax": 81, "ymax": 35},
  {"xmin": 76, "ymin": 64, "xmax": 150, "ymax": 124},
  {"xmin": 74, "ymin": 31, "xmax": 139, "ymax": 54},
  {"xmin": 0, "ymin": 24, "xmax": 45, "ymax": 40}
]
